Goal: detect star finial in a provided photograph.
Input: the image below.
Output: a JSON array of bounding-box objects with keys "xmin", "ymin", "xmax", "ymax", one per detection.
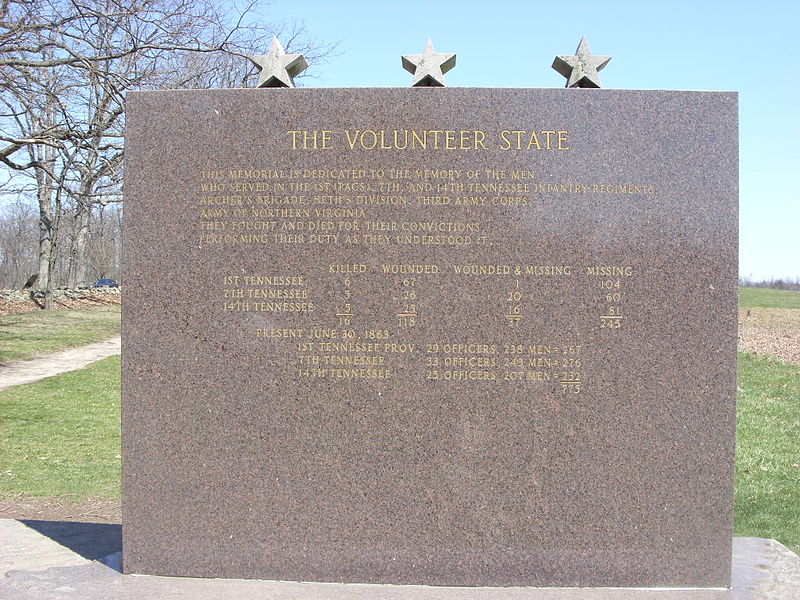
[
  {"xmin": 552, "ymin": 37, "xmax": 611, "ymax": 88},
  {"xmin": 248, "ymin": 36, "xmax": 308, "ymax": 88},
  {"xmin": 402, "ymin": 38, "xmax": 456, "ymax": 87}
]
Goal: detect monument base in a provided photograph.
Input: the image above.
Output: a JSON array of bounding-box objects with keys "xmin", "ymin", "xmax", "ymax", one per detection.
[{"xmin": 1, "ymin": 520, "xmax": 797, "ymax": 599}]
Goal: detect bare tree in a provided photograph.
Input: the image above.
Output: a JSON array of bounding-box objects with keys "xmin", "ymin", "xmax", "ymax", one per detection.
[
  {"xmin": 85, "ymin": 201, "xmax": 122, "ymax": 281},
  {"xmin": 0, "ymin": 0, "xmax": 334, "ymax": 305},
  {"xmin": 0, "ymin": 200, "xmax": 38, "ymax": 288},
  {"xmin": 1, "ymin": 59, "xmax": 73, "ymax": 305}
]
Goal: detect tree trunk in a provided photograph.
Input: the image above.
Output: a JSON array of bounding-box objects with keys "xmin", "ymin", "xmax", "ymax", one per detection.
[
  {"xmin": 37, "ymin": 218, "xmax": 55, "ymax": 310},
  {"xmin": 67, "ymin": 200, "xmax": 91, "ymax": 287},
  {"xmin": 35, "ymin": 144, "xmax": 56, "ymax": 310}
]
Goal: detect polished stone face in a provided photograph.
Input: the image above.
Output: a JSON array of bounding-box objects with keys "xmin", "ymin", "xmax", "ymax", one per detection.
[{"xmin": 122, "ymin": 88, "xmax": 738, "ymax": 587}]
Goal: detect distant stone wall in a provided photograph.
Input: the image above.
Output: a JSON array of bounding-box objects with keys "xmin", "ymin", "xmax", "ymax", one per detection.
[
  {"xmin": 0, "ymin": 286, "xmax": 121, "ymax": 303},
  {"xmin": 0, "ymin": 287, "xmax": 121, "ymax": 316}
]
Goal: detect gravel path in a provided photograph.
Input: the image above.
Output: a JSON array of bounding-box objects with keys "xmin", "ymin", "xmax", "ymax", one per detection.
[{"xmin": 0, "ymin": 337, "xmax": 121, "ymax": 391}]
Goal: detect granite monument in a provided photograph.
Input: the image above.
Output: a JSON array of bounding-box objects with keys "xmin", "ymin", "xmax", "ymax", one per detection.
[{"xmin": 123, "ymin": 64, "xmax": 738, "ymax": 586}]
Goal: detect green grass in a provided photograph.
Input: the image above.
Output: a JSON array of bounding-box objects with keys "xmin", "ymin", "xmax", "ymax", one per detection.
[
  {"xmin": 0, "ymin": 305, "xmax": 121, "ymax": 363},
  {"xmin": 739, "ymin": 286, "xmax": 800, "ymax": 309},
  {"xmin": 735, "ymin": 353, "xmax": 800, "ymax": 553},
  {"xmin": 0, "ymin": 356, "xmax": 120, "ymax": 500}
]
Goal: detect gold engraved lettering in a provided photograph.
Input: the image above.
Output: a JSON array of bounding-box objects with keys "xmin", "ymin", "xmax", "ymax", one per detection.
[
  {"xmin": 329, "ymin": 368, "xmax": 391, "ymax": 379},
  {"xmin": 243, "ymin": 275, "xmax": 305, "ymax": 285},
  {"xmin": 343, "ymin": 130, "xmax": 489, "ymax": 151},
  {"xmin": 452, "ymin": 264, "xmax": 511, "ymax": 275},
  {"xmin": 591, "ymin": 184, "xmax": 655, "ymax": 194},
  {"xmin": 329, "ymin": 264, "xmax": 368, "ymax": 274},
  {"xmin": 257, "ymin": 328, "xmax": 304, "ymax": 338},
  {"xmin": 498, "ymin": 130, "xmax": 569, "ymax": 151},
  {"xmin": 288, "ymin": 130, "xmax": 333, "ymax": 150},
  {"xmin": 524, "ymin": 265, "xmax": 573, "ymax": 276},
  {"xmin": 585, "ymin": 266, "xmax": 633, "ymax": 277},
  {"xmin": 250, "ymin": 302, "xmax": 314, "ymax": 312},
  {"xmin": 382, "ymin": 264, "xmax": 439, "ymax": 274}
]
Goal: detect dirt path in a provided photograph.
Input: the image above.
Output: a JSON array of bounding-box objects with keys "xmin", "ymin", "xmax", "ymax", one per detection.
[
  {"xmin": 0, "ymin": 496, "xmax": 121, "ymax": 523},
  {"xmin": 0, "ymin": 337, "xmax": 121, "ymax": 391},
  {"xmin": 738, "ymin": 308, "xmax": 800, "ymax": 365}
]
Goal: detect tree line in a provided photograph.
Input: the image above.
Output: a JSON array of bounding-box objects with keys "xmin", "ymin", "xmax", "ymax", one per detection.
[
  {"xmin": 739, "ymin": 276, "xmax": 800, "ymax": 292},
  {"xmin": 0, "ymin": 0, "xmax": 331, "ymax": 305},
  {"xmin": 0, "ymin": 198, "xmax": 120, "ymax": 289}
]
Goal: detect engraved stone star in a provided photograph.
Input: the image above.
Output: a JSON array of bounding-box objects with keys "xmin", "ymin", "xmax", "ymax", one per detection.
[
  {"xmin": 552, "ymin": 37, "xmax": 611, "ymax": 88},
  {"xmin": 248, "ymin": 36, "xmax": 308, "ymax": 88},
  {"xmin": 402, "ymin": 38, "xmax": 456, "ymax": 87}
]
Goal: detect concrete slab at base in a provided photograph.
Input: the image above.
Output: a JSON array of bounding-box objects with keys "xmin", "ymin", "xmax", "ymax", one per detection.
[{"xmin": 0, "ymin": 521, "xmax": 798, "ymax": 600}]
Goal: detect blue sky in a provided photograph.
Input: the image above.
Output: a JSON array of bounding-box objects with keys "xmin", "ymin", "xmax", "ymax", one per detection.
[{"xmin": 261, "ymin": 0, "xmax": 799, "ymax": 282}]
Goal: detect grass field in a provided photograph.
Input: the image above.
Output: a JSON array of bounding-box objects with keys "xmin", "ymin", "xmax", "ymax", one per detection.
[
  {"xmin": 734, "ymin": 353, "xmax": 800, "ymax": 552},
  {"xmin": 739, "ymin": 286, "xmax": 800, "ymax": 309},
  {"xmin": 0, "ymin": 305, "xmax": 121, "ymax": 363},
  {"xmin": 0, "ymin": 356, "xmax": 121, "ymax": 499}
]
